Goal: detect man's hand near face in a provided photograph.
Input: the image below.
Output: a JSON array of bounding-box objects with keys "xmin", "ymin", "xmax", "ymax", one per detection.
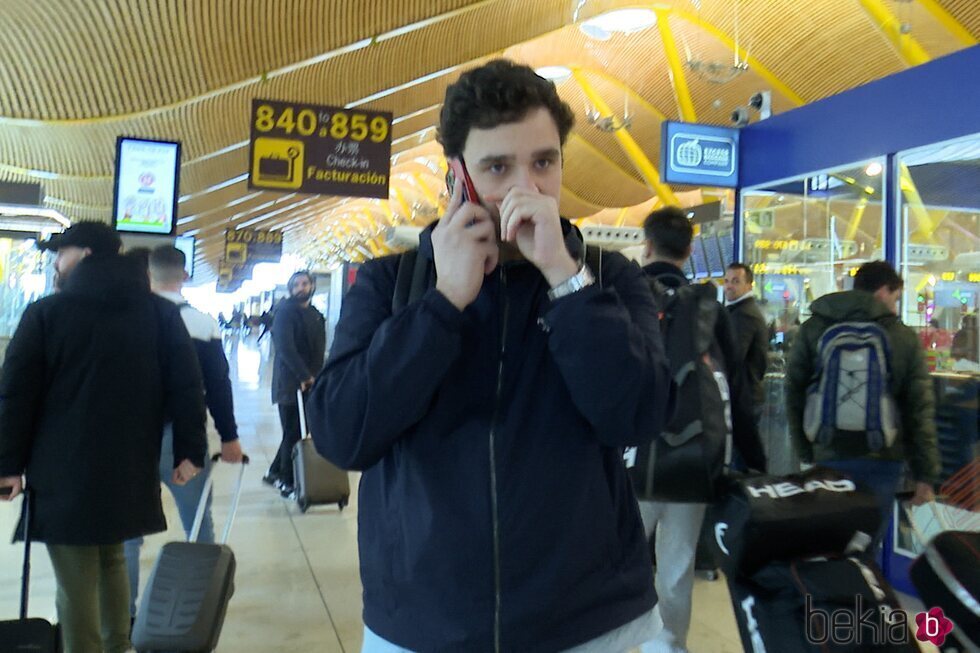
[
  {"xmin": 499, "ymin": 187, "xmax": 578, "ymax": 286},
  {"xmin": 432, "ymin": 181, "xmax": 500, "ymax": 311}
]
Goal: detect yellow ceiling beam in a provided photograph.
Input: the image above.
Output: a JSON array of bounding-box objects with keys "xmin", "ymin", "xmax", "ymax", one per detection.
[
  {"xmin": 614, "ymin": 206, "xmax": 631, "ymax": 228},
  {"xmin": 569, "ymin": 68, "xmax": 668, "ymax": 121},
  {"xmin": 654, "ymin": 9, "xmax": 697, "ymax": 122},
  {"xmin": 410, "ymin": 173, "xmax": 439, "ymax": 206},
  {"xmin": 857, "ymin": 0, "xmax": 932, "ymax": 66},
  {"xmin": 570, "ymin": 68, "xmax": 679, "ymax": 207},
  {"xmin": 569, "ymin": 133, "xmax": 649, "ymax": 190},
  {"xmin": 845, "ymin": 196, "xmax": 870, "ymax": 241},
  {"xmin": 899, "ymin": 164, "xmax": 936, "ymax": 241},
  {"xmin": 916, "ymin": 0, "xmax": 977, "ymax": 46},
  {"xmin": 667, "ymin": 7, "xmax": 807, "ymax": 106}
]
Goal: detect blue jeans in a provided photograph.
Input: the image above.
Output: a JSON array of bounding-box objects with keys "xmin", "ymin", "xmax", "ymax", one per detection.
[
  {"xmin": 819, "ymin": 459, "xmax": 904, "ymax": 559},
  {"xmin": 124, "ymin": 424, "xmax": 213, "ymax": 616}
]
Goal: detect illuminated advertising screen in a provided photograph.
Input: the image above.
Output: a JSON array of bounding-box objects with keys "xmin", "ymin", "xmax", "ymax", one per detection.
[
  {"xmin": 113, "ymin": 137, "xmax": 181, "ymax": 236},
  {"xmin": 174, "ymin": 235, "xmax": 195, "ymax": 278}
]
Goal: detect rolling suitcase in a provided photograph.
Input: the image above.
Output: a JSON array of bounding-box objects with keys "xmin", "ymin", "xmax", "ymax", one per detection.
[
  {"xmin": 728, "ymin": 556, "xmax": 918, "ymax": 652},
  {"xmin": 909, "ymin": 530, "xmax": 979, "ymax": 652},
  {"xmin": 0, "ymin": 488, "xmax": 61, "ymax": 653},
  {"xmin": 292, "ymin": 389, "xmax": 350, "ymax": 513},
  {"xmin": 131, "ymin": 454, "xmax": 249, "ymax": 653}
]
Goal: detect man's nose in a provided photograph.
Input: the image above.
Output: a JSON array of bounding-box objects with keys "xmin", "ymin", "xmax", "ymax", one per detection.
[{"xmin": 510, "ymin": 166, "xmax": 539, "ymax": 192}]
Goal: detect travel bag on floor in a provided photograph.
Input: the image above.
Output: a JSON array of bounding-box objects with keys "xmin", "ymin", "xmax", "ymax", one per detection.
[
  {"xmin": 728, "ymin": 556, "xmax": 918, "ymax": 653},
  {"xmin": 0, "ymin": 488, "xmax": 61, "ymax": 653},
  {"xmin": 292, "ymin": 388, "xmax": 350, "ymax": 513},
  {"xmin": 909, "ymin": 530, "xmax": 979, "ymax": 652},
  {"xmin": 709, "ymin": 466, "xmax": 881, "ymax": 577},
  {"xmin": 131, "ymin": 454, "xmax": 249, "ymax": 653}
]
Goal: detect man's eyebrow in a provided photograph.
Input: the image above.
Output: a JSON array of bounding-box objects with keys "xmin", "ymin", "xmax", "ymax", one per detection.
[
  {"xmin": 476, "ymin": 154, "xmax": 516, "ymax": 165},
  {"xmin": 532, "ymin": 148, "xmax": 561, "ymax": 159}
]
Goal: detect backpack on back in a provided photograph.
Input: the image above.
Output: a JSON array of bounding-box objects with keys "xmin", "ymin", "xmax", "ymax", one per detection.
[
  {"xmin": 627, "ymin": 278, "xmax": 731, "ymax": 503},
  {"xmin": 803, "ymin": 321, "xmax": 898, "ymax": 451}
]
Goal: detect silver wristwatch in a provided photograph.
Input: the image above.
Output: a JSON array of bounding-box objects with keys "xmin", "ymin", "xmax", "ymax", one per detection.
[{"xmin": 547, "ymin": 263, "xmax": 596, "ymax": 301}]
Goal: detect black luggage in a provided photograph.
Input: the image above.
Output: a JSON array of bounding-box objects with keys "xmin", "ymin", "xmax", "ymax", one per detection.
[
  {"xmin": 708, "ymin": 467, "xmax": 881, "ymax": 577},
  {"xmin": 728, "ymin": 556, "xmax": 918, "ymax": 652},
  {"xmin": 0, "ymin": 488, "xmax": 61, "ymax": 653},
  {"xmin": 131, "ymin": 454, "xmax": 249, "ymax": 653},
  {"xmin": 292, "ymin": 389, "xmax": 350, "ymax": 513},
  {"xmin": 909, "ymin": 530, "xmax": 979, "ymax": 652}
]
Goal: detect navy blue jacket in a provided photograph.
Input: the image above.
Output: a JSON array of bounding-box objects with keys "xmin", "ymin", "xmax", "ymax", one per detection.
[{"xmin": 309, "ymin": 222, "xmax": 672, "ymax": 652}]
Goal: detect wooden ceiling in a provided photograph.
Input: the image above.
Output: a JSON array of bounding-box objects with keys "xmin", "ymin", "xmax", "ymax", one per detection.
[{"xmin": 0, "ymin": 0, "xmax": 976, "ymax": 280}]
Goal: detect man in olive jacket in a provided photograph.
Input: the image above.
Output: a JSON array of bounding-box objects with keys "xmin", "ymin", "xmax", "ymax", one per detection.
[
  {"xmin": 786, "ymin": 261, "xmax": 939, "ymax": 554},
  {"xmin": 0, "ymin": 222, "xmax": 207, "ymax": 653}
]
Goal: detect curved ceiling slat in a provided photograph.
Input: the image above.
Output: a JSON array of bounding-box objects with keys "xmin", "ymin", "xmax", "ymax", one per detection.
[{"xmin": 0, "ymin": 0, "xmax": 975, "ymax": 275}]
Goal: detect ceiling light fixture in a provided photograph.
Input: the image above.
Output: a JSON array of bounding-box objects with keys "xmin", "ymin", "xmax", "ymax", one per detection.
[
  {"xmin": 579, "ymin": 9, "xmax": 657, "ymax": 40},
  {"xmin": 535, "ymin": 66, "xmax": 572, "ymax": 82},
  {"xmin": 865, "ymin": 162, "xmax": 883, "ymax": 176}
]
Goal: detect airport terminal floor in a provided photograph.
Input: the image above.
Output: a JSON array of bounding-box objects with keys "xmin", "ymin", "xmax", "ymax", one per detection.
[{"xmin": 0, "ymin": 333, "xmax": 942, "ymax": 653}]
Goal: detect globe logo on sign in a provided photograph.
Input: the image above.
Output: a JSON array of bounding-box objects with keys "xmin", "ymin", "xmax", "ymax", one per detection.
[{"xmin": 676, "ymin": 139, "xmax": 703, "ymax": 167}]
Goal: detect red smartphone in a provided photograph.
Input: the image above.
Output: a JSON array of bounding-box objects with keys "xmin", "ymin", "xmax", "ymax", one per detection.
[{"xmin": 446, "ymin": 157, "xmax": 480, "ymax": 204}]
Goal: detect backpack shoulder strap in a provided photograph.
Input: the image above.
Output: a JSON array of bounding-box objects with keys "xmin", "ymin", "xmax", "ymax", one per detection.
[
  {"xmin": 391, "ymin": 249, "xmax": 432, "ymax": 313},
  {"xmin": 392, "ymin": 249, "xmax": 417, "ymax": 314},
  {"xmin": 583, "ymin": 244, "xmax": 603, "ymax": 289}
]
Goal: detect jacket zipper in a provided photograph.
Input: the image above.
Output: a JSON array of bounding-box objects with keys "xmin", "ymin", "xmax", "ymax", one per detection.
[{"xmin": 489, "ymin": 265, "xmax": 509, "ymax": 653}]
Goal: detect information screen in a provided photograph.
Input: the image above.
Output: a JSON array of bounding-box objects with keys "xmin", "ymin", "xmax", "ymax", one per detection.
[
  {"xmin": 690, "ymin": 236, "xmax": 709, "ymax": 279},
  {"xmin": 174, "ymin": 235, "xmax": 195, "ymax": 278},
  {"xmin": 113, "ymin": 137, "xmax": 180, "ymax": 236},
  {"xmin": 719, "ymin": 231, "xmax": 735, "ymax": 269},
  {"xmin": 704, "ymin": 234, "xmax": 725, "ymax": 278}
]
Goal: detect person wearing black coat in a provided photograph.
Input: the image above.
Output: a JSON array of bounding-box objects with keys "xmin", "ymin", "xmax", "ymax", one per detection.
[
  {"xmin": 264, "ymin": 270, "xmax": 326, "ymax": 496},
  {"xmin": 0, "ymin": 222, "xmax": 207, "ymax": 653},
  {"xmin": 724, "ymin": 263, "xmax": 770, "ymax": 418}
]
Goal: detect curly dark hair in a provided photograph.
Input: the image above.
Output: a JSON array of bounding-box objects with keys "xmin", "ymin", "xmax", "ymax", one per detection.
[{"xmin": 437, "ymin": 60, "xmax": 575, "ymax": 158}]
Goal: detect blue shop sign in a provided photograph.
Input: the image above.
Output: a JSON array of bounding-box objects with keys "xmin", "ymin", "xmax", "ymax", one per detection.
[{"xmin": 661, "ymin": 121, "xmax": 739, "ymax": 188}]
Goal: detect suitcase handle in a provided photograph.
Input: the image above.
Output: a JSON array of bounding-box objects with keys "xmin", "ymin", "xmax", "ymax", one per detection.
[
  {"xmin": 19, "ymin": 488, "xmax": 32, "ymax": 620},
  {"xmin": 297, "ymin": 388, "xmax": 309, "ymax": 439},
  {"xmin": 188, "ymin": 454, "xmax": 250, "ymax": 545}
]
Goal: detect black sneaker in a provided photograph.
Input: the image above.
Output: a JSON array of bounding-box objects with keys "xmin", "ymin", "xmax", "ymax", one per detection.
[
  {"xmin": 262, "ymin": 472, "xmax": 280, "ymax": 487},
  {"xmin": 280, "ymin": 484, "xmax": 296, "ymax": 500}
]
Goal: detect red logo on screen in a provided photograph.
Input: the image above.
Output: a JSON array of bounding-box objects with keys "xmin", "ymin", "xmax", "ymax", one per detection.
[
  {"xmin": 139, "ymin": 172, "xmax": 155, "ymax": 188},
  {"xmin": 915, "ymin": 608, "xmax": 954, "ymax": 646}
]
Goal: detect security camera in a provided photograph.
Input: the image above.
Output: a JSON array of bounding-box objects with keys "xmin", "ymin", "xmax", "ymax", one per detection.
[
  {"xmin": 748, "ymin": 91, "xmax": 772, "ymax": 120},
  {"xmin": 731, "ymin": 107, "xmax": 750, "ymax": 127}
]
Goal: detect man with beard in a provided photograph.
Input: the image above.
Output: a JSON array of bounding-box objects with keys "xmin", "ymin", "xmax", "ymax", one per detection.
[
  {"xmin": 0, "ymin": 221, "xmax": 206, "ymax": 653},
  {"xmin": 263, "ymin": 270, "xmax": 326, "ymax": 498}
]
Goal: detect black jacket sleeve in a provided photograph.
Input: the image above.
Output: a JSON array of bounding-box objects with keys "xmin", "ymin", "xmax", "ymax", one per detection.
[
  {"xmin": 194, "ymin": 339, "xmax": 239, "ymax": 443},
  {"xmin": 0, "ymin": 303, "xmax": 45, "ymax": 476},
  {"xmin": 308, "ymin": 256, "xmax": 467, "ymax": 470},
  {"xmin": 716, "ymin": 308, "xmax": 767, "ymax": 471},
  {"xmin": 543, "ymin": 255, "xmax": 673, "ymax": 448},
  {"xmin": 161, "ymin": 304, "xmax": 208, "ymax": 469}
]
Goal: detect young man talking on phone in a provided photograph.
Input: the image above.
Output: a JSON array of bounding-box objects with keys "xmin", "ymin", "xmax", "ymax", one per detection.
[{"xmin": 308, "ymin": 60, "xmax": 673, "ymax": 652}]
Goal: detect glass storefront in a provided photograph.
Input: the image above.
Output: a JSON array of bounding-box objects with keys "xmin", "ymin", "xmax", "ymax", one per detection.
[
  {"xmin": 0, "ymin": 234, "xmax": 51, "ymax": 342},
  {"xmin": 739, "ymin": 158, "xmax": 886, "ymax": 350}
]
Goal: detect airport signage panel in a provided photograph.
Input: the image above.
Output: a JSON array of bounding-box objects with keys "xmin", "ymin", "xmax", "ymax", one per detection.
[
  {"xmin": 661, "ymin": 121, "xmax": 739, "ymax": 188},
  {"xmin": 248, "ymin": 99, "xmax": 393, "ymax": 199},
  {"xmin": 113, "ymin": 137, "xmax": 181, "ymax": 235}
]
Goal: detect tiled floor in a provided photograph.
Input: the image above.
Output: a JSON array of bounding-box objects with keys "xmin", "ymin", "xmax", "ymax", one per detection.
[{"xmin": 0, "ymin": 334, "xmax": 932, "ymax": 652}]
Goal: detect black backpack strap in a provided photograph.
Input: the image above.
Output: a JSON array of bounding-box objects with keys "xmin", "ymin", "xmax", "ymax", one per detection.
[
  {"xmin": 391, "ymin": 249, "xmax": 432, "ymax": 313},
  {"xmin": 392, "ymin": 249, "xmax": 417, "ymax": 314},
  {"xmin": 583, "ymin": 244, "xmax": 603, "ymax": 289}
]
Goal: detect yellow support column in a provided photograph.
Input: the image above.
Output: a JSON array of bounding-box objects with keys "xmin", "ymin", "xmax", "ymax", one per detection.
[
  {"xmin": 571, "ymin": 68, "xmax": 679, "ymax": 207},
  {"xmin": 655, "ymin": 9, "xmax": 697, "ymax": 122},
  {"xmin": 899, "ymin": 164, "xmax": 936, "ymax": 241},
  {"xmin": 845, "ymin": 196, "xmax": 870, "ymax": 241},
  {"xmin": 858, "ymin": 0, "xmax": 931, "ymax": 66},
  {"xmin": 916, "ymin": 0, "xmax": 977, "ymax": 47},
  {"xmin": 614, "ymin": 206, "xmax": 630, "ymax": 228}
]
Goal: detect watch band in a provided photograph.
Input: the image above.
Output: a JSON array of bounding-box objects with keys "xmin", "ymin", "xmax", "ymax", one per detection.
[{"xmin": 547, "ymin": 263, "xmax": 596, "ymax": 301}]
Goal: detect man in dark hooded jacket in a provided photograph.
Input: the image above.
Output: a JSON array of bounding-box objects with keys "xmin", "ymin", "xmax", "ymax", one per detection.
[{"xmin": 0, "ymin": 221, "xmax": 207, "ymax": 653}]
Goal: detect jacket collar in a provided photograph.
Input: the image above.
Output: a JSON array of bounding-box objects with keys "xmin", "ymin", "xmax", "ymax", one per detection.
[
  {"xmin": 642, "ymin": 261, "xmax": 689, "ymax": 287},
  {"xmin": 63, "ymin": 254, "xmax": 150, "ymax": 303}
]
